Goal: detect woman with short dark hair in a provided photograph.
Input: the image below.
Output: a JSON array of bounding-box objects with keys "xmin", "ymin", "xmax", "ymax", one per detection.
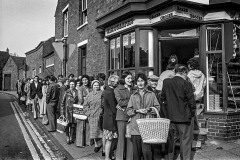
[{"xmin": 127, "ymin": 72, "xmax": 160, "ymax": 160}]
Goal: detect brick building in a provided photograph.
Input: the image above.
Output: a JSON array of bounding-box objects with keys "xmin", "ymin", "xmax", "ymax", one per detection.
[
  {"xmin": 54, "ymin": 0, "xmax": 240, "ymax": 140},
  {"xmin": 2, "ymin": 56, "xmax": 26, "ymax": 91},
  {"xmin": 25, "ymin": 37, "xmax": 56, "ymax": 79},
  {"xmin": 0, "ymin": 49, "xmax": 10, "ymax": 90}
]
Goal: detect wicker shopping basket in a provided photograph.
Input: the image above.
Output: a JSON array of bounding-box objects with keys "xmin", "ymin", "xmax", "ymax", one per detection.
[{"xmin": 136, "ymin": 107, "xmax": 170, "ymax": 144}]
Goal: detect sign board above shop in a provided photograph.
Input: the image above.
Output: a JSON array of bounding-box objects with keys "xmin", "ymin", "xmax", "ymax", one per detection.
[{"xmin": 151, "ymin": 5, "xmax": 204, "ymax": 24}]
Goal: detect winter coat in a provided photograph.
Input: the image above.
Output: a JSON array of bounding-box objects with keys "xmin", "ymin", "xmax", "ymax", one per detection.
[
  {"xmin": 114, "ymin": 84, "xmax": 136, "ymax": 121},
  {"xmin": 161, "ymin": 76, "xmax": 196, "ymax": 123},
  {"xmin": 187, "ymin": 70, "xmax": 206, "ymax": 101},
  {"xmin": 156, "ymin": 70, "xmax": 175, "ymax": 91},
  {"xmin": 102, "ymin": 86, "xmax": 118, "ymax": 131},
  {"xmin": 127, "ymin": 89, "xmax": 160, "ymax": 135},
  {"xmin": 61, "ymin": 89, "xmax": 79, "ymax": 123}
]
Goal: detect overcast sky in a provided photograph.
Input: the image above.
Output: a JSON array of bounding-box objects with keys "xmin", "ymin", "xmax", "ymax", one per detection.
[{"xmin": 0, "ymin": 0, "xmax": 58, "ymax": 57}]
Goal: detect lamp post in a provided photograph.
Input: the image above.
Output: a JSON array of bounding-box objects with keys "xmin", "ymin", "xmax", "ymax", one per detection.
[{"xmin": 62, "ymin": 37, "xmax": 68, "ymax": 77}]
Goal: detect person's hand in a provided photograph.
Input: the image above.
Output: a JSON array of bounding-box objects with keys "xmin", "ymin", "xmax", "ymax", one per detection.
[
  {"xmin": 116, "ymin": 105, "xmax": 125, "ymax": 111},
  {"xmin": 136, "ymin": 109, "xmax": 148, "ymax": 114}
]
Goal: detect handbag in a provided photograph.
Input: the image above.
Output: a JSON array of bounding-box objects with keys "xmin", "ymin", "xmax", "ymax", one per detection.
[
  {"xmin": 42, "ymin": 114, "xmax": 49, "ymax": 125},
  {"xmin": 57, "ymin": 115, "xmax": 69, "ymax": 133},
  {"xmin": 20, "ymin": 96, "xmax": 26, "ymax": 101}
]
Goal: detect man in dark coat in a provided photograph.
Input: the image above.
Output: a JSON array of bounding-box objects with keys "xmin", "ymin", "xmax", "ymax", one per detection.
[
  {"xmin": 46, "ymin": 75, "xmax": 60, "ymax": 132},
  {"xmin": 57, "ymin": 77, "xmax": 69, "ymax": 119},
  {"xmin": 30, "ymin": 76, "xmax": 43, "ymax": 119},
  {"xmin": 102, "ymin": 75, "xmax": 119, "ymax": 160},
  {"xmin": 161, "ymin": 65, "xmax": 196, "ymax": 160}
]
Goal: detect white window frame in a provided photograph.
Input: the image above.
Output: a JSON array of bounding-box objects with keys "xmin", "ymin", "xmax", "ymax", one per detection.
[
  {"xmin": 46, "ymin": 56, "xmax": 54, "ymax": 68},
  {"xmin": 39, "ymin": 66, "xmax": 42, "ymax": 74},
  {"xmin": 80, "ymin": 0, "xmax": 87, "ymax": 25},
  {"xmin": 32, "ymin": 69, "xmax": 36, "ymax": 77},
  {"xmin": 62, "ymin": 4, "xmax": 69, "ymax": 37}
]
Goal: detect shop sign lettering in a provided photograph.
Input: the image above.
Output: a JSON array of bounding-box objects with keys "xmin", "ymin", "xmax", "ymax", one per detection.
[
  {"xmin": 106, "ymin": 19, "xmax": 134, "ymax": 35},
  {"xmin": 151, "ymin": 5, "xmax": 203, "ymax": 23}
]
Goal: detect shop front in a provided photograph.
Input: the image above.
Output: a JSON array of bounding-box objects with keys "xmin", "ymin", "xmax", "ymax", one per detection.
[{"xmin": 96, "ymin": 0, "xmax": 240, "ymax": 140}]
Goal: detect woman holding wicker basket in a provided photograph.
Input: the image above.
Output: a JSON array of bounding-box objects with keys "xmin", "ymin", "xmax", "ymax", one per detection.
[{"xmin": 126, "ymin": 73, "xmax": 160, "ymax": 160}]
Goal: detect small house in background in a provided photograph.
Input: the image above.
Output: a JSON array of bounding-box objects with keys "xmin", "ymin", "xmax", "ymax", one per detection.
[
  {"xmin": 25, "ymin": 37, "xmax": 56, "ymax": 79},
  {"xmin": 0, "ymin": 48, "xmax": 10, "ymax": 90},
  {"xmin": 2, "ymin": 56, "xmax": 26, "ymax": 91}
]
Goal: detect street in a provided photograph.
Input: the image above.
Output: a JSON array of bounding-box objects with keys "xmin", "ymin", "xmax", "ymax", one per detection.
[{"xmin": 0, "ymin": 93, "xmax": 34, "ymax": 159}]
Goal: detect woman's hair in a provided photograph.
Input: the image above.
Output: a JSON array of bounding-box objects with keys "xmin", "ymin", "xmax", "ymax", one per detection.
[
  {"xmin": 91, "ymin": 80, "xmax": 100, "ymax": 88},
  {"xmin": 69, "ymin": 79, "xmax": 76, "ymax": 85},
  {"xmin": 75, "ymin": 78, "xmax": 82, "ymax": 85},
  {"xmin": 175, "ymin": 64, "xmax": 189, "ymax": 75},
  {"xmin": 107, "ymin": 75, "xmax": 119, "ymax": 86},
  {"xmin": 135, "ymin": 72, "xmax": 148, "ymax": 86},
  {"xmin": 119, "ymin": 70, "xmax": 132, "ymax": 85},
  {"xmin": 187, "ymin": 58, "xmax": 199, "ymax": 70},
  {"xmin": 42, "ymin": 80, "xmax": 46, "ymax": 85},
  {"xmin": 168, "ymin": 54, "xmax": 178, "ymax": 65},
  {"xmin": 81, "ymin": 74, "xmax": 91, "ymax": 88}
]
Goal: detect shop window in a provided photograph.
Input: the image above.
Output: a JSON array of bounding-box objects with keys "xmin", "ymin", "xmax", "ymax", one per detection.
[
  {"xmin": 79, "ymin": 0, "xmax": 87, "ymax": 26},
  {"xmin": 63, "ymin": 9, "xmax": 68, "ymax": 37},
  {"xmin": 206, "ymin": 24, "xmax": 223, "ymax": 112},
  {"xmin": 139, "ymin": 30, "xmax": 154, "ymax": 67},
  {"xmin": 123, "ymin": 32, "xmax": 135, "ymax": 68},
  {"xmin": 46, "ymin": 56, "xmax": 54, "ymax": 68},
  {"xmin": 110, "ymin": 37, "xmax": 120, "ymax": 70},
  {"xmin": 206, "ymin": 24, "xmax": 222, "ymax": 51},
  {"xmin": 81, "ymin": 47, "xmax": 87, "ymax": 75},
  {"xmin": 227, "ymin": 24, "xmax": 240, "ymax": 110}
]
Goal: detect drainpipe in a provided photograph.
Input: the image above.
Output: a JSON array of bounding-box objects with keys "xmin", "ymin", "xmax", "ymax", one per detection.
[{"xmin": 63, "ymin": 37, "xmax": 68, "ymax": 77}]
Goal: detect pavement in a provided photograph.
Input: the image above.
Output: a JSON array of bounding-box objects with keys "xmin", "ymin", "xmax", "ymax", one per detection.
[{"xmin": 2, "ymin": 91, "xmax": 240, "ymax": 160}]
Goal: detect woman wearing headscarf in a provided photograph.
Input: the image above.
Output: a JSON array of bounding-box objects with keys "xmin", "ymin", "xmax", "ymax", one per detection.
[
  {"xmin": 76, "ymin": 75, "xmax": 92, "ymax": 147},
  {"xmin": 83, "ymin": 80, "xmax": 103, "ymax": 152}
]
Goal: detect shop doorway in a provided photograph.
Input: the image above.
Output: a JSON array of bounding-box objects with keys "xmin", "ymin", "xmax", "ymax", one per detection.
[{"xmin": 160, "ymin": 38, "xmax": 199, "ymax": 72}]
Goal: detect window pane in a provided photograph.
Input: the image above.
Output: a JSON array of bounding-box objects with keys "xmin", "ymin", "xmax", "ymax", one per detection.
[
  {"xmin": 123, "ymin": 32, "xmax": 135, "ymax": 68},
  {"xmin": 207, "ymin": 53, "xmax": 223, "ymax": 111},
  {"xmin": 228, "ymin": 24, "xmax": 240, "ymax": 110},
  {"xmin": 110, "ymin": 38, "xmax": 120, "ymax": 70},
  {"xmin": 140, "ymin": 30, "xmax": 154, "ymax": 67},
  {"xmin": 207, "ymin": 24, "xmax": 222, "ymax": 51}
]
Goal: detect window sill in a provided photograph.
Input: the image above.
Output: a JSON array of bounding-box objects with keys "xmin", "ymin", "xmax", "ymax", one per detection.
[
  {"xmin": 46, "ymin": 64, "xmax": 54, "ymax": 68},
  {"xmin": 77, "ymin": 22, "xmax": 88, "ymax": 30}
]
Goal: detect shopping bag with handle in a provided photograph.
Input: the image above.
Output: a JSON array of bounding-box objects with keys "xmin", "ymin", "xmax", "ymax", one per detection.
[{"xmin": 57, "ymin": 115, "xmax": 69, "ymax": 133}]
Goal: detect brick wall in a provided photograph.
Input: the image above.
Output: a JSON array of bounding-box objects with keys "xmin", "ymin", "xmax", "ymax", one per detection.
[
  {"xmin": 26, "ymin": 46, "xmax": 43, "ymax": 79},
  {"xmin": 3, "ymin": 57, "xmax": 18, "ymax": 91},
  {"xmin": 55, "ymin": 0, "xmax": 125, "ymax": 77},
  {"xmin": 203, "ymin": 113, "xmax": 240, "ymax": 141}
]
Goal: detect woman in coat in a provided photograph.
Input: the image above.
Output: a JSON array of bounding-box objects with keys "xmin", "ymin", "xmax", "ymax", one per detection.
[
  {"xmin": 41, "ymin": 79, "xmax": 49, "ymax": 124},
  {"xmin": 127, "ymin": 73, "xmax": 160, "ymax": 160},
  {"xmin": 61, "ymin": 79, "xmax": 78, "ymax": 144},
  {"xmin": 76, "ymin": 74, "xmax": 92, "ymax": 147},
  {"xmin": 83, "ymin": 80, "xmax": 103, "ymax": 152},
  {"xmin": 114, "ymin": 71, "xmax": 135, "ymax": 160},
  {"xmin": 24, "ymin": 78, "xmax": 32, "ymax": 111}
]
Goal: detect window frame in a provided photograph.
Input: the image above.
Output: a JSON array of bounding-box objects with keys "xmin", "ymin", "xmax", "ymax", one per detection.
[
  {"xmin": 79, "ymin": 0, "xmax": 88, "ymax": 27},
  {"xmin": 63, "ymin": 6, "xmax": 69, "ymax": 37},
  {"xmin": 45, "ymin": 56, "xmax": 54, "ymax": 68}
]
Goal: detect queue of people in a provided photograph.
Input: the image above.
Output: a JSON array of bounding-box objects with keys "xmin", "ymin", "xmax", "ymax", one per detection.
[{"xmin": 15, "ymin": 53, "xmax": 206, "ymax": 160}]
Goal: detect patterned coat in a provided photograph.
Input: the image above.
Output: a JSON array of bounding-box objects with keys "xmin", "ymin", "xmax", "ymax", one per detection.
[
  {"xmin": 61, "ymin": 89, "xmax": 79, "ymax": 123},
  {"xmin": 83, "ymin": 90, "xmax": 103, "ymax": 139}
]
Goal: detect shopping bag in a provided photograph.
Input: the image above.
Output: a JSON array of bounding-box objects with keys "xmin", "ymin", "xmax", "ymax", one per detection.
[
  {"xmin": 73, "ymin": 104, "xmax": 87, "ymax": 120},
  {"xmin": 57, "ymin": 115, "xmax": 69, "ymax": 133},
  {"xmin": 42, "ymin": 114, "xmax": 49, "ymax": 125}
]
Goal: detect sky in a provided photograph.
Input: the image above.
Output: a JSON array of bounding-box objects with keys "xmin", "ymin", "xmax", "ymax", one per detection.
[{"xmin": 0, "ymin": 0, "xmax": 58, "ymax": 57}]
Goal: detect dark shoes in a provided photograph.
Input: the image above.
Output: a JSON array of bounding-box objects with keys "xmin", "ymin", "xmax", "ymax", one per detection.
[{"xmin": 102, "ymin": 151, "xmax": 105, "ymax": 156}]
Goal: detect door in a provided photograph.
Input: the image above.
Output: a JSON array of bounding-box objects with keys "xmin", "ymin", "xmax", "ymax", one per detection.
[{"xmin": 4, "ymin": 74, "xmax": 11, "ymax": 91}]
